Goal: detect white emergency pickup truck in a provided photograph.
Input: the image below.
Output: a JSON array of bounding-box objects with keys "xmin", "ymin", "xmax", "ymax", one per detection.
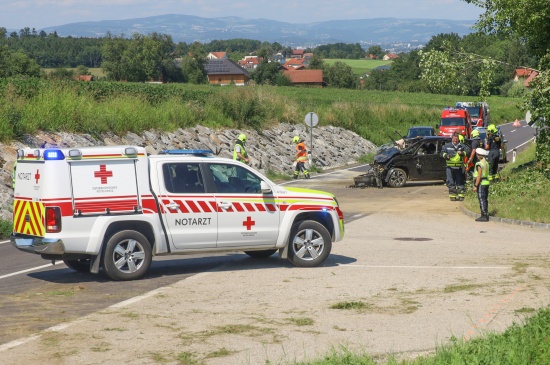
[{"xmin": 11, "ymin": 146, "xmax": 345, "ymax": 280}]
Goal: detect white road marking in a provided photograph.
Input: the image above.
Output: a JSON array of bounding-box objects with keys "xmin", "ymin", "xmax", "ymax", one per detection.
[
  {"xmin": 0, "ymin": 240, "xmax": 10, "ymax": 245},
  {"xmin": 0, "ymin": 263, "xmax": 54, "ymax": 280},
  {"xmin": 339, "ymin": 264, "xmax": 508, "ymax": 270}
]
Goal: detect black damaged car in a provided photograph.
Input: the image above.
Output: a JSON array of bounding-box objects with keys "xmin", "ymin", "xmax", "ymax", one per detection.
[{"xmin": 355, "ymin": 136, "xmax": 467, "ymax": 188}]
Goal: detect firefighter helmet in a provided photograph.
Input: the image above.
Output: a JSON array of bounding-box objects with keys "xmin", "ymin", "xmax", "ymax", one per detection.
[
  {"xmin": 471, "ymin": 129, "xmax": 480, "ymax": 138},
  {"xmin": 487, "ymin": 124, "xmax": 498, "ymax": 134},
  {"xmin": 238, "ymin": 134, "xmax": 247, "ymax": 142},
  {"xmin": 292, "ymin": 136, "xmax": 300, "ymax": 143}
]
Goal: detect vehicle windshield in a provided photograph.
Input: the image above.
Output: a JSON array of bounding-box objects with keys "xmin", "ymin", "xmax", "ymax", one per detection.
[
  {"xmin": 440, "ymin": 117, "xmax": 466, "ymax": 127},
  {"xmin": 466, "ymin": 106, "xmax": 480, "ymax": 118},
  {"xmin": 406, "ymin": 128, "xmax": 433, "ymax": 138}
]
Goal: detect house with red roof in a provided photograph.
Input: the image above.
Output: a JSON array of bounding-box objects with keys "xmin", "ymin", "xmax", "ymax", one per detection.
[
  {"xmin": 513, "ymin": 68, "xmax": 538, "ymax": 87},
  {"xmin": 383, "ymin": 53, "xmax": 399, "ymax": 60},
  {"xmin": 291, "ymin": 49, "xmax": 305, "ymax": 59},
  {"xmin": 207, "ymin": 52, "xmax": 227, "ymax": 60},
  {"xmin": 283, "ymin": 69, "xmax": 324, "ymax": 87},
  {"xmin": 283, "ymin": 58, "xmax": 306, "ymax": 69},
  {"xmin": 238, "ymin": 56, "xmax": 261, "ymax": 70}
]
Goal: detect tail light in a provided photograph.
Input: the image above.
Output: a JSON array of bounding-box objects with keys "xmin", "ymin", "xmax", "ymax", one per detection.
[{"xmin": 45, "ymin": 207, "xmax": 62, "ymax": 233}]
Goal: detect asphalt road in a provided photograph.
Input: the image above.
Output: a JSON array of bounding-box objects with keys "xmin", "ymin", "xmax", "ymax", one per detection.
[
  {"xmin": 1, "ymin": 171, "xmax": 549, "ymax": 365},
  {"xmin": 0, "ymin": 123, "xmax": 543, "ymax": 364}
]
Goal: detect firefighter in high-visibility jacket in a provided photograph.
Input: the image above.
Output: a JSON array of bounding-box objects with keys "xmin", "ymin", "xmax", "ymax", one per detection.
[
  {"xmin": 441, "ymin": 133, "xmax": 468, "ymax": 201},
  {"xmin": 292, "ymin": 136, "xmax": 310, "ymax": 179},
  {"xmin": 473, "ymin": 147, "xmax": 490, "ymax": 222},
  {"xmin": 233, "ymin": 133, "xmax": 250, "ymax": 164},
  {"xmin": 485, "ymin": 124, "xmax": 501, "ymax": 181}
]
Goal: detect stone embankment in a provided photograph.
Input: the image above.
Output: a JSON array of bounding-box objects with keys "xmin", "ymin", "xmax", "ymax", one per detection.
[{"xmin": 0, "ymin": 123, "xmax": 376, "ymax": 221}]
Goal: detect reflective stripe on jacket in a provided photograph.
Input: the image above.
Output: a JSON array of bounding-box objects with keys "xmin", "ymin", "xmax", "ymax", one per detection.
[
  {"xmin": 295, "ymin": 142, "xmax": 308, "ymax": 162},
  {"xmin": 442, "ymin": 142, "xmax": 466, "ymax": 168}
]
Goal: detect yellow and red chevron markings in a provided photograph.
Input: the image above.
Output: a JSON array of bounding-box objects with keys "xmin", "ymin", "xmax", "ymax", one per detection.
[{"xmin": 13, "ymin": 200, "xmax": 45, "ymax": 236}]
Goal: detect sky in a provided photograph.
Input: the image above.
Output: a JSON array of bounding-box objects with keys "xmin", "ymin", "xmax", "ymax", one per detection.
[{"xmin": 1, "ymin": 0, "xmax": 484, "ymax": 31}]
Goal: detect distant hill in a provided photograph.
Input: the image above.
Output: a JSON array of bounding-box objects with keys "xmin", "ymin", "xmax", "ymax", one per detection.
[{"xmin": 39, "ymin": 14, "xmax": 476, "ymax": 47}]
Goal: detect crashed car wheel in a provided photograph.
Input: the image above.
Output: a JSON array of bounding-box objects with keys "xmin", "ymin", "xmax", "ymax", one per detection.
[
  {"xmin": 387, "ymin": 168, "xmax": 407, "ymax": 188},
  {"xmin": 288, "ymin": 220, "xmax": 332, "ymax": 267}
]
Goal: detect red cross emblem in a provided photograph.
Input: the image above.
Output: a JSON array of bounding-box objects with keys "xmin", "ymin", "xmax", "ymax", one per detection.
[
  {"xmin": 243, "ymin": 216, "xmax": 256, "ymax": 231},
  {"xmin": 94, "ymin": 165, "xmax": 113, "ymax": 184},
  {"xmin": 34, "ymin": 169, "xmax": 41, "ymax": 184}
]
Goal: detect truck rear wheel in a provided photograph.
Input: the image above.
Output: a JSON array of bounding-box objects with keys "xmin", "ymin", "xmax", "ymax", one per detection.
[
  {"xmin": 102, "ymin": 230, "xmax": 152, "ymax": 281},
  {"xmin": 288, "ymin": 221, "xmax": 331, "ymax": 267}
]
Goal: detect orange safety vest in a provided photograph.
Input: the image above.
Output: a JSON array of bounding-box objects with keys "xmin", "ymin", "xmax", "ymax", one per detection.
[{"xmin": 295, "ymin": 142, "xmax": 308, "ymax": 162}]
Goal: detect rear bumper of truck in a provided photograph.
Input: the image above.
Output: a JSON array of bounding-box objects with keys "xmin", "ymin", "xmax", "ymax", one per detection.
[{"xmin": 11, "ymin": 235, "xmax": 66, "ymax": 255}]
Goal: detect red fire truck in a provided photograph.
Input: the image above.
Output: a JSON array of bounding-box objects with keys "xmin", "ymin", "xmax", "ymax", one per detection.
[{"xmin": 436, "ymin": 108, "xmax": 472, "ymax": 139}]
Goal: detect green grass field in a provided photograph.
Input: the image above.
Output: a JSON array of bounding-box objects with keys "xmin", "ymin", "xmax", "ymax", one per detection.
[
  {"xmin": 324, "ymin": 59, "xmax": 392, "ymax": 75},
  {"xmin": 42, "ymin": 68, "xmax": 106, "ymax": 78}
]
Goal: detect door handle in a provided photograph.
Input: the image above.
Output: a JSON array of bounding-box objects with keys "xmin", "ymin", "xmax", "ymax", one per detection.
[
  {"xmin": 166, "ymin": 202, "xmax": 180, "ymax": 211},
  {"xmin": 218, "ymin": 202, "xmax": 232, "ymax": 210}
]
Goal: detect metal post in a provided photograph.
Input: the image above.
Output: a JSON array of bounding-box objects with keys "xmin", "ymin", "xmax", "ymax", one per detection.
[{"xmin": 309, "ymin": 125, "xmax": 313, "ymax": 168}]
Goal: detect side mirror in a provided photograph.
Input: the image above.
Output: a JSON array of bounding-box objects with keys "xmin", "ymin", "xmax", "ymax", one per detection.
[{"xmin": 260, "ymin": 180, "xmax": 272, "ymax": 194}]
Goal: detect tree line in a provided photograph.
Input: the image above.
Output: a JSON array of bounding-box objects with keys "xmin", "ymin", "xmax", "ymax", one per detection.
[{"xmin": 0, "ymin": 24, "xmax": 540, "ymax": 96}]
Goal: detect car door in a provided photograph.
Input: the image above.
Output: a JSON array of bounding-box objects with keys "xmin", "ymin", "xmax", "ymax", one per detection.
[
  {"xmin": 157, "ymin": 162, "xmax": 217, "ymax": 250},
  {"xmin": 209, "ymin": 162, "xmax": 280, "ymax": 248},
  {"xmin": 411, "ymin": 140, "xmax": 446, "ymax": 180}
]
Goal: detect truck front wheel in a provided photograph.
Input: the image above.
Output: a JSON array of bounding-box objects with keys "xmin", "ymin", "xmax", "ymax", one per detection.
[
  {"xmin": 102, "ymin": 230, "xmax": 152, "ymax": 281},
  {"xmin": 288, "ymin": 221, "xmax": 332, "ymax": 267}
]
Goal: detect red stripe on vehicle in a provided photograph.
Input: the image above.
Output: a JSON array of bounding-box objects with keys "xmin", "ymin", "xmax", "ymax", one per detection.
[
  {"xmin": 198, "ymin": 201, "xmax": 212, "ymax": 212},
  {"xmin": 208, "ymin": 201, "xmax": 219, "ymax": 212},
  {"xmin": 233, "ymin": 202, "xmax": 245, "ymax": 212},
  {"xmin": 243, "ymin": 202, "xmax": 255, "ymax": 212},
  {"xmin": 254, "ymin": 203, "xmax": 266, "ymax": 212},
  {"xmin": 186, "ymin": 200, "xmax": 201, "ymax": 213}
]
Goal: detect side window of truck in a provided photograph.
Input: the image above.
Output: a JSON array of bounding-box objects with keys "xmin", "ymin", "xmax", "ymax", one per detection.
[
  {"xmin": 209, "ymin": 163, "xmax": 262, "ymax": 194},
  {"xmin": 163, "ymin": 163, "xmax": 205, "ymax": 194}
]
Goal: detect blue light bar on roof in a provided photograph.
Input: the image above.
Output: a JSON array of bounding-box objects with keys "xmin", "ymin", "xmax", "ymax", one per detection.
[
  {"xmin": 160, "ymin": 149, "xmax": 213, "ymax": 156},
  {"xmin": 43, "ymin": 149, "xmax": 65, "ymax": 160}
]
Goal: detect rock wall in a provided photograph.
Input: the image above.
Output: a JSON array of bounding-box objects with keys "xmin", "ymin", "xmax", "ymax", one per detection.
[{"xmin": 0, "ymin": 124, "xmax": 376, "ymax": 221}]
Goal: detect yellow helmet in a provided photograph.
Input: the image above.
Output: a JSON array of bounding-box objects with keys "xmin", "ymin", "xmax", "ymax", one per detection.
[
  {"xmin": 471, "ymin": 129, "xmax": 480, "ymax": 138},
  {"xmin": 487, "ymin": 124, "xmax": 498, "ymax": 133},
  {"xmin": 238, "ymin": 133, "xmax": 247, "ymax": 142},
  {"xmin": 292, "ymin": 136, "xmax": 300, "ymax": 143}
]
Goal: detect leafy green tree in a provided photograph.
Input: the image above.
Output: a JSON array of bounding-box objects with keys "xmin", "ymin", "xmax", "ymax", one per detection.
[
  {"xmin": 307, "ymin": 54, "xmax": 324, "ymax": 70},
  {"xmin": 250, "ymin": 60, "xmax": 281, "ymax": 85},
  {"xmin": 101, "ymin": 34, "xmax": 129, "ymax": 81},
  {"xmin": 461, "ymin": 0, "xmax": 550, "ymax": 168},
  {"xmin": 181, "ymin": 41, "xmax": 207, "ymax": 84},
  {"xmin": 323, "ymin": 61, "xmax": 357, "ymax": 88},
  {"xmin": 366, "ymin": 45, "xmax": 384, "ymax": 59},
  {"xmin": 0, "ymin": 45, "xmax": 40, "ymax": 77},
  {"xmin": 102, "ymin": 32, "xmax": 180, "ymax": 82}
]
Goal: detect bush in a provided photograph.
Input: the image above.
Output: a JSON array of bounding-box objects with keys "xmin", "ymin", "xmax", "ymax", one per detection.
[
  {"xmin": 505, "ymin": 81, "xmax": 528, "ymax": 97},
  {"xmin": 0, "ymin": 219, "xmax": 12, "ymax": 239}
]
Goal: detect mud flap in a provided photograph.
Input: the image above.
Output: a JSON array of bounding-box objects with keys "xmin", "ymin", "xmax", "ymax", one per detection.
[
  {"xmin": 279, "ymin": 245, "xmax": 288, "ymax": 259},
  {"xmin": 90, "ymin": 254, "xmax": 101, "ymax": 274}
]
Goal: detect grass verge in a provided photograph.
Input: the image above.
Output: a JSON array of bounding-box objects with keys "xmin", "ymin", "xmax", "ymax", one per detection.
[{"xmin": 463, "ymin": 142, "xmax": 550, "ymax": 222}]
